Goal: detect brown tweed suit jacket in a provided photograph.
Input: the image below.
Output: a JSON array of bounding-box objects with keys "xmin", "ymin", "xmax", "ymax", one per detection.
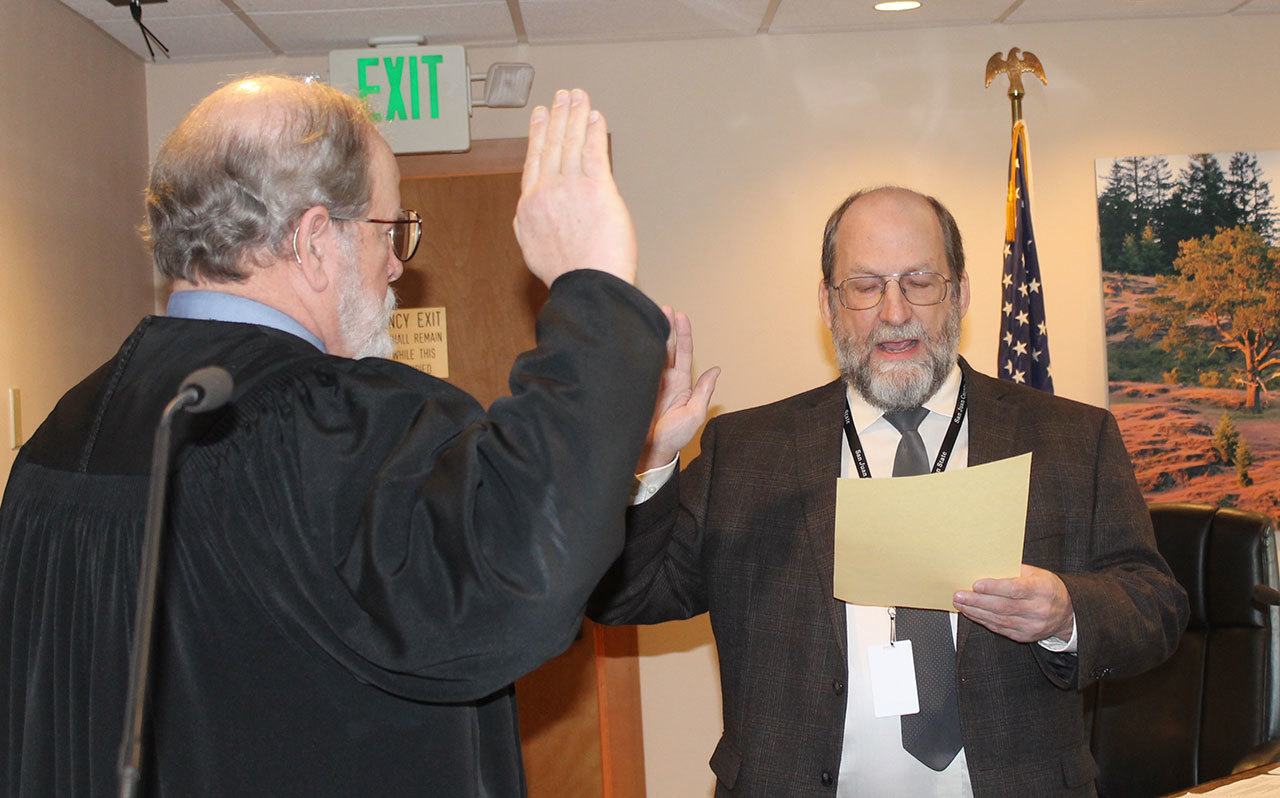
[{"xmin": 590, "ymin": 359, "xmax": 1188, "ymax": 797}]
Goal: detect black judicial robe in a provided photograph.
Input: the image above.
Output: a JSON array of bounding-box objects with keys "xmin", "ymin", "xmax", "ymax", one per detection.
[{"xmin": 0, "ymin": 271, "xmax": 666, "ymax": 797}]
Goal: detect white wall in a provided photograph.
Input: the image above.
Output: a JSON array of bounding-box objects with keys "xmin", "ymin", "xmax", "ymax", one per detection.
[
  {"xmin": 143, "ymin": 15, "xmax": 1280, "ymax": 795},
  {"xmin": 0, "ymin": 0, "xmax": 152, "ymax": 483}
]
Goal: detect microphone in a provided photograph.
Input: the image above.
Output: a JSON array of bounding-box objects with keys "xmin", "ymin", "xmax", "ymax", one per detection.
[
  {"xmin": 176, "ymin": 366, "xmax": 233, "ymax": 414},
  {"xmin": 118, "ymin": 367, "xmax": 235, "ymax": 798},
  {"xmin": 1252, "ymin": 584, "xmax": 1280, "ymax": 607}
]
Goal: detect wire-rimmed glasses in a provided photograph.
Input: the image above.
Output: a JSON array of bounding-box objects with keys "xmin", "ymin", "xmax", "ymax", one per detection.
[{"xmin": 829, "ymin": 270, "xmax": 952, "ymax": 311}]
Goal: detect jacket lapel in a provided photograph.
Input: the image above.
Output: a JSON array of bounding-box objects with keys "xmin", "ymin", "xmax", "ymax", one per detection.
[
  {"xmin": 793, "ymin": 380, "xmax": 850, "ymax": 662},
  {"xmin": 957, "ymin": 358, "xmax": 1026, "ymax": 655}
]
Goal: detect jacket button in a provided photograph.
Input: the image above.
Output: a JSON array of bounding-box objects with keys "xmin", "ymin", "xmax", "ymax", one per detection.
[
  {"xmin": 821, "ymin": 770, "xmax": 833, "ymax": 787},
  {"xmin": 832, "ymin": 679, "xmax": 845, "ymax": 695}
]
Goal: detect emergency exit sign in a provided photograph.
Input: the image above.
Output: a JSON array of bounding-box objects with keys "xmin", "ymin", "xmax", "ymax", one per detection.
[{"xmin": 329, "ymin": 45, "xmax": 471, "ymax": 154}]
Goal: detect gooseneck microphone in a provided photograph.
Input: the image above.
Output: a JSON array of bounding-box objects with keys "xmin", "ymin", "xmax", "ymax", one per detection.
[{"xmin": 118, "ymin": 367, "xmax": 233, "ymax": 798}]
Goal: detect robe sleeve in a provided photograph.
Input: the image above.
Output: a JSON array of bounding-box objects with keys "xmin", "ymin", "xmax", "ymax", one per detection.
[{"xmin": 179, "ymin": 271, "xmax": 667, "ymax": 703}]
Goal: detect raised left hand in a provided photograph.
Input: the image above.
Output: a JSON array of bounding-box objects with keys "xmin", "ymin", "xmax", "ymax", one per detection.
[{"xmin": 953, "ymin": 564, "xmax": 1075, "ymax": 644}]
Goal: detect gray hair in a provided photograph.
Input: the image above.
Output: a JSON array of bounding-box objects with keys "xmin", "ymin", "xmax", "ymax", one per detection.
[
  {"xmin": 820, "ymin": 186, "xmax": 966, "ymax": 285},
  {"xmin": 143, "ymin": 75, "xmax": 377, "ymax": 283}
]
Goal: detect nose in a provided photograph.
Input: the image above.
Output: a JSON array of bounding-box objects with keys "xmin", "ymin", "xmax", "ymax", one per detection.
[
  {"xmin": 877, "ymin": 278, "xmax": 912, "ymax": 326},
  {"xmin": 387, "ymin": 246, "xmax": 403, "ymax": 283}
]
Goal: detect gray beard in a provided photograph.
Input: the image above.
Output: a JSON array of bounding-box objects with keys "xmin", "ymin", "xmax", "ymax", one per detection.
[
  {"xmin": 832, "ymin": 300, "xmax": 961, "ymax": 412},
  {"xmin": 335, "ymin": 242, "xmax": 397, "ymax": 359}
]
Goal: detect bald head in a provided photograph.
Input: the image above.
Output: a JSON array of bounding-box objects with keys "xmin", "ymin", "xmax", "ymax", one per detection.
[
  {"xmin": 820, "ymin": 186, "xmax": 965, "ymax": 286},
  {"xmin": 144, "ymin": 75, "xmax": 379, "ymax": 283}
]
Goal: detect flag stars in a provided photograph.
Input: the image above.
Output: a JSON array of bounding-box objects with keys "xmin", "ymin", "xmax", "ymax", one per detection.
[
  {"xmin": 1003, "ymin": 301, "xmax": 1013, "ymax": 316},
  {"xmin": 1018, "ymin": 284, "xmax": 1029, "ymax": 297},
  {"xmin": 1002, "ymin": 273, "xmax": 1013, "ymax": 288},
  {"xmin": 1003, "ymin": 331, "xmax": 1013, "ymax": 347},
  {"xmin": 1037, "ymin": 321, "xmax": 1048, "ymax": 337},
  {"xmin": 1032, "ymin": 348, "xmax": 1042, "ymax": 362},
  {"xmin": 1004, "ymin": 360, "xmax": 1014, "ymax": 375},
  {"xmin": 1016, "ymin": 311, "xmax": 1029, "ymax": 326},
  {"xmin": 1013, "ymin": 341, "xmax": 1027, "ymax": 356},
  {"xmin": 1029, "ymin": 278, "xmax": 1041, "ymax": 293},
  {"xmin": 1003, "ymin": 244, "xmax": 1012, "ymax": 258},
  {"xmin": 1012, "ymin": 369, "xmax": 1026, "ymax": 384}
]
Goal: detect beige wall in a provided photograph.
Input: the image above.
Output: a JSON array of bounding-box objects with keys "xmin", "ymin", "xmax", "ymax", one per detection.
[
  {"xmin": 143, "ymin": 15, "xmax": 1280, "ymax": 796},
  {"xmin": 0, "ymin": 0, "xmax": 152, "ymax": 482}
]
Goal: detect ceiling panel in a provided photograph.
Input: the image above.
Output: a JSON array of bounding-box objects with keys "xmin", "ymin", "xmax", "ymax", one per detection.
[
  {"xmin": 59, "ymin": 0, "xmax": 231, "ymax": 21},
  {"xmin": 238, "ymin": 0, "xmax": 492, "ymax": 11},
  {"xmin": 248, "ymin": 4, "xmax": 517, "ymax": 53},
  {"xmin": 1007, "ymin": 0, "xmax": 1243, "ymax": 24},
  {"xmin": 520, "ymin": 0, "xmax": 774, "ymax": 43},
  {"xmin": 96, "ymin": 13, "xmax": 273, "ymax": 59},
  {"xmin": 1233, "ymin": 0, "xmax": 1280, "ymax": 14},
  {"xmin": 770, "ymin": 0, "xmax": 1012, "ymax": 33}
]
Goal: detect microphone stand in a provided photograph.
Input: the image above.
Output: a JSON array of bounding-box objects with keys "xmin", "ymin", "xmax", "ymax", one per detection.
[{"xmin": 118, "ymin": 368, "xmax": 232, "ymax": 798}]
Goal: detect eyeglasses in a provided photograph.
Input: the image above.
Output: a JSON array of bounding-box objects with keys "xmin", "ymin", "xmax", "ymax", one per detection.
[
  {"xmin": 332, "ymin": 209, "xmax": 422, "ymax": 262},
  {"xmin": 829, "ymin": 271, "xmax": 952, "ymax": 311}
]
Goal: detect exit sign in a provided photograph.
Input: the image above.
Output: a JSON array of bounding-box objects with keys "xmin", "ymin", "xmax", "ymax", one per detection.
[{"xmin": 329, "ymin": 45, "xmax": 471, "ymax": 154}]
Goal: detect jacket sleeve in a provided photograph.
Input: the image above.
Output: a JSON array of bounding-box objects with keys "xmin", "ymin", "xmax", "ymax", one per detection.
[
  {"xmin": 1033, "ymin": 411, "xmax": 1190, "ymax": 691},
  {"xmin": 587, "ymin": 416, "xmax": 720, "ymax": 626}
]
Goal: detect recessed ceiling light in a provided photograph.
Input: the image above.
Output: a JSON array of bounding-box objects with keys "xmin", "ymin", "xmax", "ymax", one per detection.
[{"xmin": 875, "ymin": 1, "xmax": 922, "ymax": 10}]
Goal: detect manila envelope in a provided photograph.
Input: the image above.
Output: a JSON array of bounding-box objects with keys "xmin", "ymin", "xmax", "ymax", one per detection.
[{"xmin": 833, "ymin": 452, "xmax": 1031, "ymax": 610}]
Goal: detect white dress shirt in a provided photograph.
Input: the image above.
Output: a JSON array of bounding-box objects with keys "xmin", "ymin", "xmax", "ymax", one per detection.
[{"xmin": 837, "ymin": 365, "xmax": 972, "ymax": 797}]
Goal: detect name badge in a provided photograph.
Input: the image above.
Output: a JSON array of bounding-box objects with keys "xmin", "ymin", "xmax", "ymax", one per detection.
[{"xmin": 867, "ymin": 641, "xmax": 920, "ymax": 718}]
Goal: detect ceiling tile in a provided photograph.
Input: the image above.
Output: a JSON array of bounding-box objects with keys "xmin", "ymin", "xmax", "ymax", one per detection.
[
  {"xmin": 1233, "ymin": 0, "xmax": 1280, "ymax": 14},
  {"xmin": 248, "ymin": 4, "xmax": 516, "ymax": 54},
  {"xmin": 770, "ymin": 0, "xmax": 1011, "ymax": 33},
  {"xmin": 521, "ymin": 0, "xmax": 774, "ymax": 43},
  {"xmin": 1006, "ymin": 0, "xmax": 1242, "ymax": 24},
  {"xmin": 96, "ymin": 14, "xmax": 272, "ymax": 59},
  {"xmin": 238, "ymin": 0, "xmax": 492, "ymax": 11},
  {"xmin": 58, "ymin": 0, "xmax": 230, "ymax": 21}
]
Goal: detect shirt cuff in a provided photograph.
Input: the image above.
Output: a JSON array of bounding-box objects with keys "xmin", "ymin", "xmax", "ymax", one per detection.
[
  {"xmin": 1037, "ymin": 615, "xmax": 1078, "ymax": 654},
  {"xmin": 631, "ymin": 455, "xmax": 678, "ymax": 505}
]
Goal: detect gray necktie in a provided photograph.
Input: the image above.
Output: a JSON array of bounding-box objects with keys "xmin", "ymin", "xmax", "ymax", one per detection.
[{"xmin": 883, "ymin": 407, "xmax": 963, "ymax": 772}]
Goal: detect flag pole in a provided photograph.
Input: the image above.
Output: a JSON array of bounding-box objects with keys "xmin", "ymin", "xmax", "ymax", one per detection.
[{"xmin": 986, "ymin": 48, "xmax": 1056, "ymax": 394}]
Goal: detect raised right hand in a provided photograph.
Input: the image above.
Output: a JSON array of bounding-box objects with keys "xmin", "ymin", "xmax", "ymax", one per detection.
[
  {"xmin": 513, "ymin": 88, "xmax": 637, "ymax": 287},
  {"xmin": 637, "ymin": 308, "xmax": 719, "ymax": 473}
]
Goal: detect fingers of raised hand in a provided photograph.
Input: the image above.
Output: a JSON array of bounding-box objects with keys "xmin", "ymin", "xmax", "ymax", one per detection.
[
  {"xmin": 692, "ymin": 366, "xmax": 720, "ymax": 410},
  {"xmin": 560, "ymin": 89, "xmax": 591, "ymax": 175},
  {"xmin": 521, "ymin": 105, "xmax": 549, "ymax": 194},
  {"xmin": 582, "ymin": 108, "xmax": 609, "ymax": 179},
  {"xmin": 672, "ymin": 312, "xmax": 694, "ymax": 374},
  {"xmin": 541, "ymin": 89, "xmax": 572, "ymax": 177}
]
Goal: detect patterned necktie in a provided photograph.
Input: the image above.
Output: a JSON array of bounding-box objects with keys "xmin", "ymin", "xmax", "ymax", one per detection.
[{"xmin": 882, "ymin": 407, "xmax": 963, "ymax": 772}]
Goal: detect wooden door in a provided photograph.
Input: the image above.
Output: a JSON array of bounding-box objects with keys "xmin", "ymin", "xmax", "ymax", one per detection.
[{"xmin": 395, "ymin": 141, "xmax": 646, "ymax": 798}]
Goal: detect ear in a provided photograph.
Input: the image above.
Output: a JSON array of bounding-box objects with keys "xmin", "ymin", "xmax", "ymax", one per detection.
[
  {"xmin": 955, "ymin": 271, "xmax": 971, "ymax": 318},
  {"xmin": 818, "ymin": 276, "xmax": 834, "ymax": 329},
  {"xmin": 293, "ymin": 205, "xmax": 332, "ymax": 293}
]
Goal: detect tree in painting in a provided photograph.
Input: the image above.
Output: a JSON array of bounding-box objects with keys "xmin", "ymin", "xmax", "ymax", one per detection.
[
  {"xmin": 1130, "ymin": 225, "xmax": 1280, "ymax": 412},
  {"xmin": 1098, "ymin": 152, "xmax": 1278, "ymax": 276}
]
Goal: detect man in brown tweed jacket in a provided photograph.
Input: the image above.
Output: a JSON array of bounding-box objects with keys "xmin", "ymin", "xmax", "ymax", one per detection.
[{"xmin": 590, "ymin": 187, "xmax": 1188, "ymax": 797}]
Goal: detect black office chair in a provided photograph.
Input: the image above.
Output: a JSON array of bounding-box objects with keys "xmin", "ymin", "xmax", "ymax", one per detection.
[{"xmin": 1085, "ymin": 503, "xmax": 1280, "ymax": 796}]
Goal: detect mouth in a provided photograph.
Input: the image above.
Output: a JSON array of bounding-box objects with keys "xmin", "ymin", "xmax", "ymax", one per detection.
[{"xmin": 876, "ymin": 339, "xmax": 920, "ymax": 357}]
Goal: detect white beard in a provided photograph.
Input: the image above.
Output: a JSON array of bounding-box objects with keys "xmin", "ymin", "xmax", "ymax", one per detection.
[
  {"xmin": 335, "ymin": 243, "xmax": 397, "ymax": 359},
  {"xmin": 832, "ymin": 299, "xmax": 961, "ymax": 411}
]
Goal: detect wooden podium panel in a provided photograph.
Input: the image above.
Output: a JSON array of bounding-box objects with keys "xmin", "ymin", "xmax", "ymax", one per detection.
[{"xmin": 395, "ymin": 142, "xmax": 645, "ymax": 798}]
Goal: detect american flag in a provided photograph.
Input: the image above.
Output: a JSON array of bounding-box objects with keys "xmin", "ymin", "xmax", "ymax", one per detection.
[{"xmin": 997, "ymin": 120, "xmax": 1054, "ymax": 393}]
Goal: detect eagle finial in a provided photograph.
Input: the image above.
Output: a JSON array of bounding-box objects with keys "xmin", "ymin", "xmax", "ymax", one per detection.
[{"xmin": 985, "ymin": 48, "xmax": 1047, "ymax": 124}]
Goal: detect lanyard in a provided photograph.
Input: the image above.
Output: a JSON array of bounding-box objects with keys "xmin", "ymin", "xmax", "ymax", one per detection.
[{"xmin": 841, "ymin": 378, "xmax": 967, "ymax": 480}]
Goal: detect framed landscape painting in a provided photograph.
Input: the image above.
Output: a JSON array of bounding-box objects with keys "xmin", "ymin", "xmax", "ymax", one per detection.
[{"xmin": 1097, "ymin": 150, "xmax": 1280, "ymax": 515}]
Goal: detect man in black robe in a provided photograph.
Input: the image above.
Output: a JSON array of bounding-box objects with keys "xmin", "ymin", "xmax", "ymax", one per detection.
[{"xmin": 0, "ymin": 76, "xmax": 666, "ymax": 796}]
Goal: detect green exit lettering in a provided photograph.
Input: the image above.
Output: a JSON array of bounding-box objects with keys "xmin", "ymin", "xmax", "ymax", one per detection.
[{"xmin": 355, "ymin": 54, "xmax": 446, "ymax": 123}]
